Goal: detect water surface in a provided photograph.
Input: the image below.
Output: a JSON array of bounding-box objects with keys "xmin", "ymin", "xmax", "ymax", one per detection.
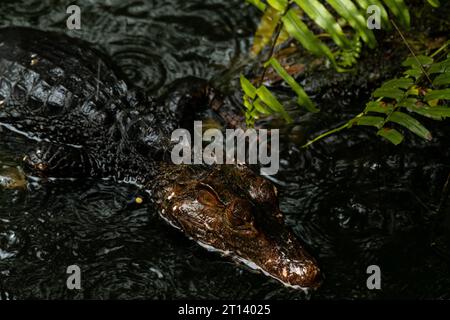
[{"xmin": 0, "ymin": 0, "xmax": 449, "ymax": 299}]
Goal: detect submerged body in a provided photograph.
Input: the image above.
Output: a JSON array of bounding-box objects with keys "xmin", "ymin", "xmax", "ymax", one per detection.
[{"xmin": 0, "ymin": 27, "xmax": 321, "ymax": 289}]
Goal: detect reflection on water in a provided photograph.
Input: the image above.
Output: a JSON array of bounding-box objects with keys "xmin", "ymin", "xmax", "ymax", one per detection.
[
  {"xmin": 0, "ymin": 0, "xmax": 256, "ymax": 94},
  {"xmin": 0, "ymin": 0, "xmax": 449, "ymax": 299}
]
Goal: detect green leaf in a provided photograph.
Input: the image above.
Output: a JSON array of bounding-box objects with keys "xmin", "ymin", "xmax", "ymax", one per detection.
[
  {"xmin": 294, "ymin": 0, "xmax": 350, "ymax": 49},
  {"xmin": 406, "ymin": 85, "xmax": 420, "ymax": 96},
  {"xmin": 266, "ymin": 57, "xmax": 319, "ymax": 112},
  {"xmin": 249, "ymin": 109, "xmax": 260, "ymax": 119},
  {"xmin": 251, "ymin": 7, "xmax": 283, "ymax": 56},
  {"xmin": 243, "ymin": 95, "xmax": 253, "ymax": 110},
  {"xmin": 424, "ymin": 88, "xmax": 450, "ymax": 101},
  {"xmin": 253, "ymin": 97, "xmax": 272, "ymax": 115},
  {"xmin": 364, "ymin": 101, "xmax": 394, "ymax": 114},
  {"xmin": 267, "ymin": 0, "xmax": 288, "ymax": 11},
  {"xmin": 407, "ymin": 105, "xmax": 450, "ymax": 120},
  {"xmin": 326, "ymin": 0, "xmax": 377, "ymax": 48},
  {"xmin": 426, "ymin": 0, "xmax": 440, "ymax": 8},
  {"xmin": 256, "ymin": 86, "xmax": 293, "ymax": 122},
  {"xmin": 402, "ymin": 55, "xmax": 434, "ymax": 68},
  {"xmin": 354, "ymin": 115, "xmax": 385, "ymax": 128},
  {"xmin": 377, "ymin": 128, "xmax": 404, "ymax": 145},
  {"xmin": 382, "ymin": 0, "xmax": 410, "ymax": 28},
  {"xmin": 404, "ymin": 68, "xmax": 423, "ymax": 79},
  {"xmin": 382, "ymin": 78, "xmax": 414, "ymax": 89},
  {"xmin": 433, "ymin": 72, "xmax": 450, "ymax": 86},
  {"xmin": 388, "ymin": 111, "xmax": 432, "ymax": 140},
  {"xmin": 429, "ymin": 58, "xmax": 450, "ymax": 74},
  {"xmin": 336, "ymin": 35, "xmax": 362, "ymax": 68},
  {"xmin": 240, "ymin": 75, "xmax": 257, "ymax": 99},
  {"xmin": 372, "ymin": 78, "xmax": 414, "ymax": 100},
  {"xmin": 245, "ymin": 0, "xmax": 267, "ymax": 12},
  {"xmin": 397, "ymin": 97, "xmax": 418, "ymax": 108},
  {"xmin": 373, "ymin": 87, "xmax": 405, "ymax": 101},
  {"xmin": 281, "ymin": 9, "xmax": 336, "ymax": 63}
]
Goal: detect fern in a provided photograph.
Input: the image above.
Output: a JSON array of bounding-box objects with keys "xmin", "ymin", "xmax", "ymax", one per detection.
[
  {"xmin": 242, "ymin": 0, "xmax": 417, "ymax": 126},
  {"xmin": 242, "ymin": 0, "xmax": 442, "ymax": 130},
  {"xmin": 303, "ymin": 44, "xmax": 450, "ymax": 147},
  {"xmin": 248, "ymin": 0, "xmax": 410, "ymax": 62}
]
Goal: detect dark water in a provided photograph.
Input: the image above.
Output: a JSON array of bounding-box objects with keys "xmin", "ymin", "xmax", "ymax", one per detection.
[{"xmin": 0, "ymin": 0, "xmax": 449, "ymax": 299}]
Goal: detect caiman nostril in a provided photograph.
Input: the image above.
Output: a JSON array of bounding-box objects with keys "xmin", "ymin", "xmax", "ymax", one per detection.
[{"xmin": 300, "ymin": 263, "xmax": 322, "ymax": 288}]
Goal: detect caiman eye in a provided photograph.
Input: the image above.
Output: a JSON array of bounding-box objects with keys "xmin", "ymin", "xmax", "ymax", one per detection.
[
  {"xmin": 197, "ymin": 184, "xmax": 223, "ymax": 207},
  {"xmin": 228, "ymin": 212, "xmax": 248, "ymax": 227},
  {"xmin": 226, "ymin": 200, "xmax": 255, "ymax": 230}
]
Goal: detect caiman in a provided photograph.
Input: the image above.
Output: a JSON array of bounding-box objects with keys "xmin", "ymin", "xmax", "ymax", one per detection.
[{"xmin": 0, "ymin": 27, "xmax": 321, "ymax": 289}]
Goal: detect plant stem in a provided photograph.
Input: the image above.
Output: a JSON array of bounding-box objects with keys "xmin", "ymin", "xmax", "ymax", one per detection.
[
  {"xmin": 257, "ymin": 15, "xmax": 284, "ymax": 87},
  {"xmin": 301, "ymin": 116, "xmax": 359, "ymax": 148},
  {"xmin": 430, "ymin": 40, "xmax": 450, "ymax": 59},
  {"xmin": 391, "ymin": 19, "xmax": 434, "ymax": 87}
]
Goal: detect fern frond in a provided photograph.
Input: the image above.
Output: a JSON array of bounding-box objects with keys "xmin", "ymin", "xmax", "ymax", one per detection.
[
  {"xmin": 242, "ymin": 0, "xmax": 441, "ymax": 128},
  {"xmin": 304, "ymin": 47, "xmax": 450, "ymax": 146},
  {"xmin": 248, "ymin": 0, "xmax": 414, "ymax": 65}
]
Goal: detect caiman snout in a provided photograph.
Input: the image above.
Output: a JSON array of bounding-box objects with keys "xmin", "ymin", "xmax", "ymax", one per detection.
[
  {"xmin": 256, "ymin": 235, "xmax": 322, "ymax": 289},
  {"xmin": 223, "ymin": 198, "xmax": 321, "ymax": 288},
  {"xmin": 155, "ymin": 164, "xmax": 322, "ymax": 290}
]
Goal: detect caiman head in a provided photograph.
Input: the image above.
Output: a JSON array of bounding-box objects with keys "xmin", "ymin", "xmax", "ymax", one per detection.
[{"xmin": 154, "ymin": 163, "xmax": 322, "ymax": 289}]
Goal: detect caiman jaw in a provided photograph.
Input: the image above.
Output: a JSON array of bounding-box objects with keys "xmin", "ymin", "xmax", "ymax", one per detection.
[
  {"xmin": 235, "ymin": 230, "xmax": 322, "ymax": 289},
  {"xmin": 153, "ymin": 164, "xmax": 322, "ymax": 290}
]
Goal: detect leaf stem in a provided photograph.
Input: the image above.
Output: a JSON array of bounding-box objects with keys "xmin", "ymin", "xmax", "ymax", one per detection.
[
  {"xmin": 258, "ymin": 12, "xmax": 286, "ymax": 87},
  {"xmin": 430, "ymin": 40, "xmax": 450, "ymax": 59},
  {"xmin": 391, "ymin": 19, "xmax": 434, "ymax": 87},
  {"xmin": 301, "ymin": 115, "xmax": 362, "ymax": 148}
]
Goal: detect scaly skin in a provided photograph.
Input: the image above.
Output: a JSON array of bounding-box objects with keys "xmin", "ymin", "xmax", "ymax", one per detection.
[
  {"xmin": 152, "ymin": 163, "xmax": 321, "ymax": 288},
  {"xmin": 0, "ymin": 27, "xmax": 175, "ymax": 182},
  {"xmin": 0, "ymin": 27, "xmax": 321, "ymax": 289}
]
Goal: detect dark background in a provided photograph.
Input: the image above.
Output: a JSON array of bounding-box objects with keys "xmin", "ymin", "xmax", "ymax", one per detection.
[{"xmin": 0, "ymin": 0, "xmax": 449, "ymax": 299}]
